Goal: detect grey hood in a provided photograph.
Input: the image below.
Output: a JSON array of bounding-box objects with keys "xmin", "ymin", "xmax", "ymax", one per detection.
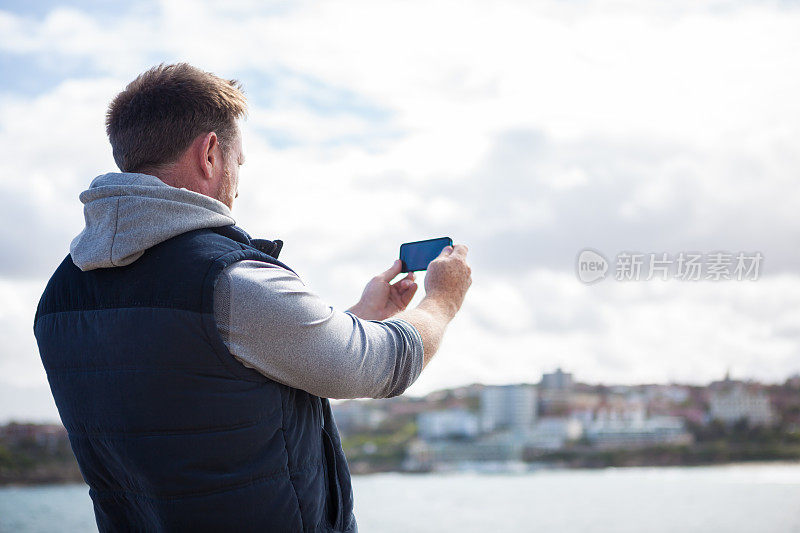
[{"xmin": 70, "ymin": 172, "xmax": 236, "ymax": 271}]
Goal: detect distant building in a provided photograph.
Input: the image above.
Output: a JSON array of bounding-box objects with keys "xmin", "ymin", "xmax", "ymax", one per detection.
[
  {"xmin": 331, "ymin": 400, "xmax": 386, "ymax": 434},
  {"xmin": 642, "ymin": 384, "xmax": 690, "ymax": 404},
  {"xmin": 539, "ymin": 368, "xmax": 574, "ymax": 416},
  {"xmin": 594, "ymin": 395, "xmax": 647, "ymax": 425},
  {"xmin": 527, "ymin": 417, "xmax": 584, "ymax": 450},
  {"xmin": 417, "ymin": 409, "xmax": 480, "ymax": 441},
  {"xmin": 567, "ymin": 392, "xmax": 602, "ymax": 425},
  {"xmin": 709, "ymin": 380, "xmax": 775, "ymax": 427},
  {"xmin": 586, "ymin": 416, "xmax": 693, "ymax": 449},
  {"xmin": 0, "ymin": 422, "xmax": 69, "ymax": 453},
  {"xmin": 481, "ymin": 385, "xmax": 537, "ymax": 433},
  {"xmin": 406, "ymin": 437, "xmax": 524, "ymax": 469},
  {"xmin": 540, "ymin": 368, "xmax": 573, "ymax": 391},
  {"xmin": 643, "ymin": 385, "xmax": 691, "ymax": 417}
]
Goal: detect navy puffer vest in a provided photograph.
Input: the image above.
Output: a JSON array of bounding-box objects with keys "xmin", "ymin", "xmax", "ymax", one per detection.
[{"xmin": 33, "ymin": 225, "xmax": 357, "ymax": 532}]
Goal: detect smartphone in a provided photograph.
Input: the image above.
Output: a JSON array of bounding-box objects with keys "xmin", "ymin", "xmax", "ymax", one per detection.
[{"xmin": 400, "ymin": 237, "xmax": 453, "ymax": 272}]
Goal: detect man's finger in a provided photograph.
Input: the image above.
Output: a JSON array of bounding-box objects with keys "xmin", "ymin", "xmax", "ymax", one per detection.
[
  {"xmin": 400, "ymin": 282, "xmax": 417, "ymax": 307},
  {"xmin": 389, "ymin": 281, "xmax": 416, "ymax": 311},
  {"xmin": 451, "ymin": 244, "xmax": 469, "ymax": 257},
  {"xmin": 394, "ymin": 277, "xmax": 414, "ymax": 292},
  {"xmin": 437, "ymin": 245, "xmax": 454, "ymax": 258},
  {"xmin": 391, "ymin": 273, "xmax": 413, "ymax": 291},
  {"xmin": 388, "ymin": 273, "xmax": 412, "ymax": 291},
  {"xmin": 378, "ymin": 259, "xmax": 403, "ymax": 281},
  {"xmin": 388, "ymin": 286, "xmax": 405, "ymax": 309}
]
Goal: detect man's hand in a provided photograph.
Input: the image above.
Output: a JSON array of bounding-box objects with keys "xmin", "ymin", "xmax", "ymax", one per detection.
[
  {"xmin": 422, "ymin": 244, "xmax": 472, "ymax": 319},
  {"xmin": 394, "ymin": 244, "xmax": 472, "ymax": 367},
  {"xmin": 347, "ymin": 260, "xmax": 418, "ymax": 321}
]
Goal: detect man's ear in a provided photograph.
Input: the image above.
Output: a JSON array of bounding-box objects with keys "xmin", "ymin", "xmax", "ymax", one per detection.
[{"xmin": 197, "ymin": 131, "xmax": 220, "ymax": 181}]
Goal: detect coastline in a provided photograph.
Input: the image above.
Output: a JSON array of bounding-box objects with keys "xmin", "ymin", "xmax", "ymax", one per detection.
[{"xmin": 4, "ymin": 456, "xmax": 800, "ymax": 487}]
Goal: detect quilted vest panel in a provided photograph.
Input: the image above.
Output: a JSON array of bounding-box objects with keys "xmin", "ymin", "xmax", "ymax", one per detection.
[{"xmin": 33, "ymin": 225, "xmax": 356, "ymax": 532}]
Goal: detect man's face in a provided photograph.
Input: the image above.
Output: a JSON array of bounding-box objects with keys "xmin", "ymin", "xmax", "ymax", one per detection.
[{"xmin": 217, "ymin": 124, "xmax": 244, "ymax": 210}]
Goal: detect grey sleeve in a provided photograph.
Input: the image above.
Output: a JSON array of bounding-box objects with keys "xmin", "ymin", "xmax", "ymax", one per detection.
[{"xmin": 212, "ymin": 260, "xmax": 425, "ymax": 400}]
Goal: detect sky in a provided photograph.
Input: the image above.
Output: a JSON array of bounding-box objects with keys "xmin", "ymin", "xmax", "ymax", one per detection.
[{"xmin": 0, "ymin": 0, "xmax": 799, "ymax": 423}]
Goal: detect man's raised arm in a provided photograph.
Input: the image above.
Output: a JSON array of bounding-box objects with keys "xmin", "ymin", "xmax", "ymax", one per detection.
[{"xmin": 212, "ymin": 244, "xmax": 471, "ymax": 399}]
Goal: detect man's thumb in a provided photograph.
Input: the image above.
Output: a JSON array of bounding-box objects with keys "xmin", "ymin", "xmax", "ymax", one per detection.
[{"xmin": 378, "ymin": 259, "xmax": 403, "ymax": 281}]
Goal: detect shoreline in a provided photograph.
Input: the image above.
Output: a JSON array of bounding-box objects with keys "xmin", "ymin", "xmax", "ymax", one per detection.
[{"xmin": 4, "ymin": 458, "xmax": 800, "ymax": 487}]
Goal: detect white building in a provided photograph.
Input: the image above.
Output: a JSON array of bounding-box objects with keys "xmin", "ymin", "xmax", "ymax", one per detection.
[
  {"xmin": 481, "ymin": 384, "xmax": 537, "ymax": 433},
  {"xmin": 527, "ymin": 417, "xmax": 584, "ymax": 450},
  {"xmin": 709, "ymin": 383, "xmax": 775, "ymax": 427},
  {"xmin": 406, "ymin": 438, "xmax": 524, "ymax": 470},
  {"xmin": 331, "ymin": 401, "xmax": 386, "ymax": 434},
  {"xmin": 594, "ymin": 396, "xmax": 647, "ymax": 425},
  {"xmin": 585, "ymin": 416, "xmax": 693, "ymax": 449},
  {"xmin": 642, "ymin": 384, "xmax": 690, "ymax": 404},
  {"xmin": 417, "ymin": 409, "xmax": 480, "ymax": 441}
]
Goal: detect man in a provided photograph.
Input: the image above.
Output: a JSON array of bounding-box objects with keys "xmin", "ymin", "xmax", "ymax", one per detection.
[{"xmin": 33, "ymin": 63, "xmax": 471, "ymax": 532}]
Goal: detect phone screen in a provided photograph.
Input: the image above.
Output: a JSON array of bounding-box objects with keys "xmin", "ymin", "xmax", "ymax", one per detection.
[{"xmin": 400, "ymin": 237, "xmax": 453, "ymax": 272}]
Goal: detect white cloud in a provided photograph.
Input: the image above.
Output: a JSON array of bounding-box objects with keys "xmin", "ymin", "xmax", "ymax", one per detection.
[
  {"xmin": 0, "ymin": 279, "xmax": 49, "ymax": 388},
  {"xmin": 0, "ymin": 77, "xmax": 120, "ymax": 277},
  {"xmin": 408, "ymin": 271, "xmax": 800, "ymax": 395},
  {"xmin": 1, "ymin": 0, "xmax": 799, "ymax": 421}
]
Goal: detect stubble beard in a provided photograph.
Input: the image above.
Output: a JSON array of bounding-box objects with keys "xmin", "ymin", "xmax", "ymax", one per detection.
[{"xmin": 216, "ymin": 168, "xmax": 235, "ymax": 210}]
